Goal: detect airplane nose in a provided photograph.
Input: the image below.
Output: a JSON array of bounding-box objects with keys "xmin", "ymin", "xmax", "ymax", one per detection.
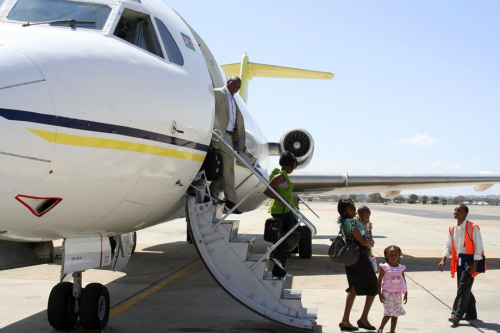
[{"xmin": 0, "ymin": 44, "xmax": 56, "ymax": 197}]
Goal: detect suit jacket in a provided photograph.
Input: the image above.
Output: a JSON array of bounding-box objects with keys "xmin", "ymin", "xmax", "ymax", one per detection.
[{"xmin": 211, "ymin": 87, "xmax": 246, "ymax": 151}]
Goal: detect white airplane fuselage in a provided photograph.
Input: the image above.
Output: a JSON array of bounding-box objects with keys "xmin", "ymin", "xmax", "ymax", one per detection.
[{"xmin": 0, "ymin": 0, "xmax": 268, "ymax": 242}]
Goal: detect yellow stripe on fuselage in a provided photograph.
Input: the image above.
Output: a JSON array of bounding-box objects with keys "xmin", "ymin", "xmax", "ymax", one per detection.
[{"xmin": 28, "ymin": 129, "xmax": 206, "ymax": 162}]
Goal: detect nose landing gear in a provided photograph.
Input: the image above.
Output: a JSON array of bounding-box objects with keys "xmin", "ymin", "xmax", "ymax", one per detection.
[{"xmin": 47, "ymin": 272, "xmax": 110, "ymax": 331}]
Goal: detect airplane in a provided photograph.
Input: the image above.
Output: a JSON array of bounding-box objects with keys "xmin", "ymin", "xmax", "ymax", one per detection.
[{"xmin": 2, "ymin": 0, "xmax": 500, "ymax": 331}]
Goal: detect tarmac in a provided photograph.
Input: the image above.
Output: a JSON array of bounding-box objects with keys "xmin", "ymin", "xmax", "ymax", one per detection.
[{"xmin": 0, "ymin": 202, "xmax": 499, "ymax": 333}]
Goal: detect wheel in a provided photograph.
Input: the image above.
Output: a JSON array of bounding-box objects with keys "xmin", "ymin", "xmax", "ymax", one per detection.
[
  {"xmin": 131, "ymin": 232, "xmax": 137, "ymax": 254},
  {"xmin": 47, "ymin": 282, "xmax": 78, "ymax": 331},
  {"xmin": 79, "ymin": 283, "xmax": 110, "ymax": 329},
  {"xmin": 298, "ymin": 226, "xmax": 312, "ymax": 259}
]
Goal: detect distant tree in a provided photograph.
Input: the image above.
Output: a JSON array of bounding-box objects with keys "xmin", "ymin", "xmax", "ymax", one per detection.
[
  {"xmin": 349, "ymin": 194, "xmax": 358, "ymax": 202},
  {"xmin": 408, "ymin": 194, "xmax": 418, "ymax": 204},
  {"xmin": 453, "ymin": 195, "xmax": 466, "ymax": 205},
  {"xmin": 421, "ymin": 195, "xmax": 428, "ymax": 204},
  {"xmin": 441, "ymin": 198, "xmax": 448, "ymax": 205},
  {"xmin": 431, "ymin": 196, "xmax": 439, "ymax": 204},
  {"xmin": 394, "ymin": 195, "xmax": 406, "ymax": 203}
]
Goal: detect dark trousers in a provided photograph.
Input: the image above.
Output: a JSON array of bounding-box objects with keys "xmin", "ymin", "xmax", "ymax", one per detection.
[
  {"xmin": 452, "ymin": 270, "xmax": 477, "ymax": 319},
  {"xmin": 270, "ymin": 212, "xmax": 299, "ymax": 277}
]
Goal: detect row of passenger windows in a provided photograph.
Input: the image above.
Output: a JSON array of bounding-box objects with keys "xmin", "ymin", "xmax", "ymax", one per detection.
[{"xmin": 113, "ymin": 9, "xmax": 185, "ymax": 66}]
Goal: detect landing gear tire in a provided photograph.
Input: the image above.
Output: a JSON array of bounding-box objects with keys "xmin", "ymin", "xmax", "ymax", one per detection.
[
  {"xmin": 47, "ymin": 282, "xmax": 78, "ymax": 331},
  {"xmin": 79, "ymin": 283, "xmax": 110, "ymax": 330},
  {"xmin": 298, "ymin": 226, "xmax": 312, "ymax": 259}
]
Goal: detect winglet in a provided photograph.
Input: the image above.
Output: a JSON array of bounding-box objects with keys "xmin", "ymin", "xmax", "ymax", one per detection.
[{"xmin": 221, "ymin": 54, "xmax": 334, "ymax": 103}]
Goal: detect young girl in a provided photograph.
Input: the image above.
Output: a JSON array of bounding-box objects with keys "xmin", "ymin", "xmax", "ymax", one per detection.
[
  {"xmin": 357, "ymin": 206, "xmax": 377, "ymax": 272},
  {"xmin": 377, "ymin": 245, "xmax": 408, "ymax": 333}
]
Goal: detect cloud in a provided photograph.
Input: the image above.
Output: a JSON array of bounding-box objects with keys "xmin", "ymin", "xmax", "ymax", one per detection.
[
  {"xmin": 429, "ymin": 162, "xmax": 464, "ymax": 173},
  {"xmin": 447, "ymin": 164, "xmax": 463, "ymax": 171},
  {"xmin": 430, "ymin": 162, "xmax": 444, "ymax": 169},
  {"xmin": 395, "ymin": 134, "xmax": 436, "ymax": 147}
]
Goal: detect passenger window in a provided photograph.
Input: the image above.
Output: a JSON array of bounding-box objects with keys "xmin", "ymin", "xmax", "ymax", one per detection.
[
  {"xmin": 113, "ymin": 9, "xmax": 163, "ymax": 58},
  {"xmin": 155, "ymin": 18, "xmax": 184, "ymax": 66}
]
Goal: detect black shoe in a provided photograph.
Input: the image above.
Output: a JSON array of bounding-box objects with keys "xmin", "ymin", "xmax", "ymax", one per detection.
[
  {"xmin": 224, "ymin": 200, "xmax": 242, "ymax": 214},
  {"xmin": 339, "ymin": 323, "xmax": 358, "ymax": 331},
  {"xmin": 357, "ymin": 320, "xmax": 376, "ymax": 330}
]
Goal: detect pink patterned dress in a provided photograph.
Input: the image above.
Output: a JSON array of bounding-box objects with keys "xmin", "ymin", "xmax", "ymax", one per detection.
[{"xmin": 380, "ymin": 263, "xmax": 407, "ymax": 317}]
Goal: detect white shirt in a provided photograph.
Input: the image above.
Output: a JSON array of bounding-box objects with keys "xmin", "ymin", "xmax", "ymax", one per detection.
[
  {"xmin": 443, "ymin": 218, "xmax": 484, "ymax": 260},
  {"xmin": 224, "ymin": 86, "xmax": 236, "ymax": 131}
]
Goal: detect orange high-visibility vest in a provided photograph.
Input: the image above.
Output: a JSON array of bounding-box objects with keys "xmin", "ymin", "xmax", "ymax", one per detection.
[{"xmin": 449, "ymin": 220, "xmax": 486, "ymax": 278}]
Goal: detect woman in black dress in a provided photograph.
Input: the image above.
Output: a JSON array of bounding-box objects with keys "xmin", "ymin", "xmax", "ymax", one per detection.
[{"xmin": 338, "ymin": 199, "xmax": 378, "ymax": 331}]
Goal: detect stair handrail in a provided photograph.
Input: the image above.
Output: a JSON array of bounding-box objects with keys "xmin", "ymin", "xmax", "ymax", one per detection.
[
  {"xmin": 298, "ymin": 197, "xmax": 320, "ymax": 219},
  {"xmin": 212, "ymin": 130, "xmax": 317, "ymax": 236}
]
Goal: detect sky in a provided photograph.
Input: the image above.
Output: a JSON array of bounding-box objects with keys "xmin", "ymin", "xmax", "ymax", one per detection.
[{"xmin": 166, "ymin": 1, "xmax": 500, "ymax": 196}]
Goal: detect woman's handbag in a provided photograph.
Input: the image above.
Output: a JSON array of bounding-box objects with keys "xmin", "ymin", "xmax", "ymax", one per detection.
[{"xmin": 328, "ymin": 220, "xmax": 359, "ymax": 266}]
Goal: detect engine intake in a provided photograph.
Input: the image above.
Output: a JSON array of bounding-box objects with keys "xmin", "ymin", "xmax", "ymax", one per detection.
[{"xmin": 279, "ymin": 129, "xmax": 314, "ymax": 170}]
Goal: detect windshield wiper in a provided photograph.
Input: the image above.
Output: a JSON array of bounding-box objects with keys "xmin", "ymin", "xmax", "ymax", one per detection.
[{"xmin": 22, "ymin": 18, "xmax": 95, "ymax": 28}]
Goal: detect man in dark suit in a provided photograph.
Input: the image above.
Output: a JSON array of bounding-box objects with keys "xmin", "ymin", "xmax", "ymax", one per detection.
[{"xmin": 210, "ymin": 76, "xmax": 246, "ymax": 214}]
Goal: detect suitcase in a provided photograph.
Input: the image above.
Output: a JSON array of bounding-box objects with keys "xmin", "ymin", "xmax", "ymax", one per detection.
[{"xmin": 201, "ymin": 147, "xmax": 222, "ymax": 181}]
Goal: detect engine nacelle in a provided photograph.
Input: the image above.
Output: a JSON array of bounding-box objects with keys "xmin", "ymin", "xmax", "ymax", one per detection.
[
  {"xmin": 380, "ymin": 191, "xmax": 401, "ymax": 199},
  {"xmin": 279, "ymin": 129, "xmax": 315, "ymax": 170}
]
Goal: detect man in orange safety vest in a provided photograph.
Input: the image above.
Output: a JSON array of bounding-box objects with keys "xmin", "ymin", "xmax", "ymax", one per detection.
[{"xmin": 438, "ymin": 204, "xmax": 486, "ymax": 326}]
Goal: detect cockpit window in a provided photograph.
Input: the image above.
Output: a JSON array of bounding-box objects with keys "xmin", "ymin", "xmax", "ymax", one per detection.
[
  {"xmin": 114, "ymin": 9, "xmax": 163, "ymax": 58},
  {"xmin": 155, "ymin": 18, "xmax": 184, "ymax": 66},
  {"xmin": 7, "ymin": 0, "xmax": 111, "ymax": 30}
]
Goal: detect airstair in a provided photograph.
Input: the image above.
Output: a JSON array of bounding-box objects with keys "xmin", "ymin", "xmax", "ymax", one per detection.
[{"xmin": 186, "ymin": 131, "xmax": 318, "ymax": 331}]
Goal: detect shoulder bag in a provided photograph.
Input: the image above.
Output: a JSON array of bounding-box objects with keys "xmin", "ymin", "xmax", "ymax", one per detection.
[{"xmin": 328, "ymin": 220, "xmax": 359, "ymax": 266}]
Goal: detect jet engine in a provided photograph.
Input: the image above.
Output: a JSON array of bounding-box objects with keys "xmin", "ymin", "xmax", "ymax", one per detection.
[{"xmin": 279, "ymin": 129, "xmax": 315, "ymax": 170}]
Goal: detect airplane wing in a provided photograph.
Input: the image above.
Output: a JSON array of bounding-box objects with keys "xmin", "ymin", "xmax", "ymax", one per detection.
[{"xmin": 290, "ymin": 173, "xmax": 500, "ymax": 197}]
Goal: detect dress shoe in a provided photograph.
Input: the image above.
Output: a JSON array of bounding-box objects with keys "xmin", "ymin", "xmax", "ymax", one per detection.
[
  {"xmin": 357, "ymin": 320, "xmax": 376, "ymax": 330},
  {"xmin": 448, "ymin": 316, "xmax": 459, "ymax": 325},
  {"xmin": 224, "ymin": 200, "xmax": 242, "ymax": 214},
  {"xmin": 339, "ymin": 323, "xmax": 358, "ymax": 331}
]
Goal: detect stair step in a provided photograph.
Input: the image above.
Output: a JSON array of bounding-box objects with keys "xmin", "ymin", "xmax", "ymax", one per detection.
[
  {"xmin": 221, "ymin": 220, "xmax": 240, "ymax": 241},
  {"xmin": 282, "ymin": 289, "xmax": 302, "ymax": 300},
  {"xmin": 229, "ymin": 237, "xmax": 256, "ymax": 260},
  {"xmin": 187, "ymin": 195, "xmax": 316, "ymax": 331},
  {"xmin": 303, "ymin": 307, "xmax": 318, "ymax": 319}
]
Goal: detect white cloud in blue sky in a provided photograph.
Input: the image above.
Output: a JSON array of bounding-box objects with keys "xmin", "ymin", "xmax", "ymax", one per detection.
[{"xmin": 395, "ymin": 134, "xmax": 436, "ymax": 147}]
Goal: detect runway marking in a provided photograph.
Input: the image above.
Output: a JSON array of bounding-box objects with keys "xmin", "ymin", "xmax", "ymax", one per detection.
[{"xmin": 108, "ymin": 260, "xmax": 201, "ymax": 319}]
